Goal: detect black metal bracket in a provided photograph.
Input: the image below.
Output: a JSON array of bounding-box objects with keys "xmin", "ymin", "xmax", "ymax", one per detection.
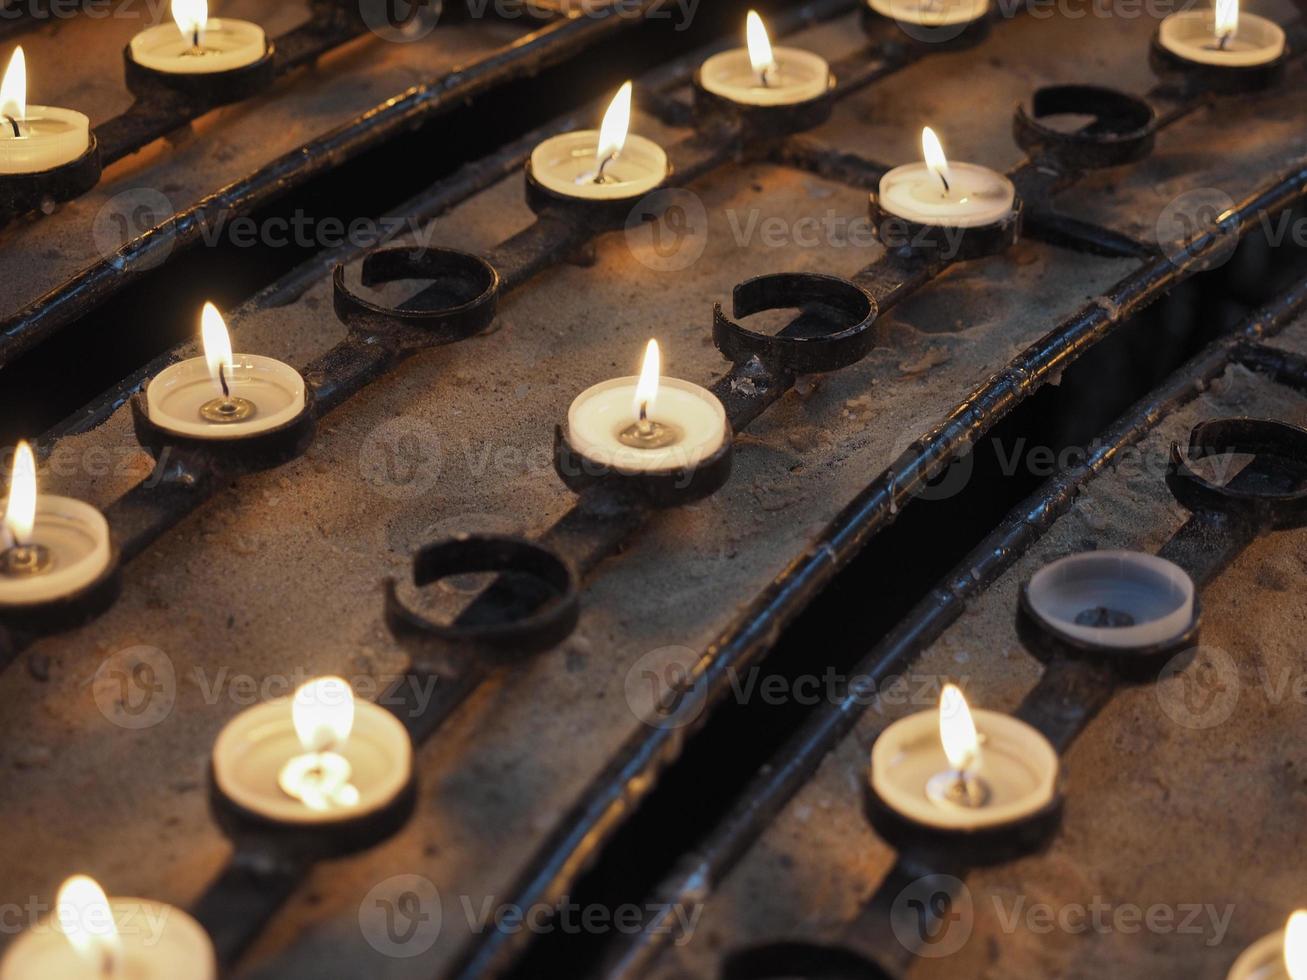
[
  {"xmin": 1013, "ymin": 84, "xmax": 1156, "ymax": 171},
  {"xmin": 0, "ymin": 136, "xmax": 102, "ymax": 217},
  {"xmin": 713, "ymin": 273, "xmax": 879, "ymax": 375},
  {"xmin": 1166, "ymin": 417, "xmax": 1307, "ymax": 528}
]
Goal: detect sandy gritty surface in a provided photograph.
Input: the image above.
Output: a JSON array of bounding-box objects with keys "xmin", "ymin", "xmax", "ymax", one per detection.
[{"xmin": 0, "ymin": 2, "xmax": 1303, "ymax": 978}]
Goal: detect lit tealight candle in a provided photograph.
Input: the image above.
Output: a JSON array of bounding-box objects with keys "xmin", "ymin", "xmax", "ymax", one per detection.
[
  {"xmin": 0, "ymin": 441, "xmax": 111, "ymax": 607},
  {"xmin": 566, "ymin": 339, "xmax": 728, "ymax": 474},
  {"xmin": 143, "ymin": 302, "xmax": 306, "ymax": 440},
  {"xmin": 877, "ymin": 126, "xmax": 1016, "ymax": 229},
  {"xmin": 128, "ymin": 0, "xmax": 267, "ymax": 75},
  {"xmin": 212, "ymin": 677, "xmax": 412, "ymax": 825},
  {"xmin": 697, "ymin": 10, "xmax": 832, "ymax": 107},
  {"xmin": 1158, "ymin": 0, "xmax": 1285, "ymax": 68},
  {"xmin": 1227, "ymin": 910, "xmax": 1307, "ymax": 980},
  {"xmin": 0, "ymin": 874, "xmax": 215, "ymax": 980},
  {"xmin": 529, "ymin": 81, "xmax": 669, "ymax": 201},
  {"xmin": 0, "ymin": 47, "xmax": 90, "ymax": 175},
  {"xmin": 867, "ymin": 0, "xmax": 988, "ymax": 28},
  {"xmin": 870, "ymin": 684, "xmax": 1058, "ymax": 831}
]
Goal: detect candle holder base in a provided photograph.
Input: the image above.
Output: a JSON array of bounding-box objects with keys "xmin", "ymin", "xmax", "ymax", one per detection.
[
  {"xmin": 862, "ymin": 771, "xmax": 1062, "ymax": 867},
  {"xmin": 689, "ymin": 73, "xmax": 835, "ymax": 141},
  {"xmin": 0, "ymin": 135, "xmax": 102, "ymax": 217},
  {"xmin": 869, "ymin": 194, "xmax": 1022, "ymax": 263},
  {"xmin": 713, "ymin": 273, "xmax": 879, "ymax": 374},
  {"xmin": 332, "ymin": 246, "xmax": 501, "ymax": 346},
  {"xmin": 0, "ymin": 548, "xmax": 122, "ymax": 637},
  {"xmin": 208, "ymin": 766, "xmax": 417, "ymax": 860},
  {"xmin": 525, "ymin": 161, "xmax": 671, "ymax": 231},
  {"xmin": 1166, "ymin": 417, "xmax": 1307, "ymax": 527},
  {"xmin": 385, "ymin": 533, "xmax": 581, "ymax": 670},
  {"xmin": 1148, "ymin": 30, "xmax": 1287, "ymax": 95},
  {"xmin": 553, "ymin": 424, "xmax": 735, "ymax": 508},
  {"xmin": 129, "ymin": 384, "xmax": 316, "ymax": 473},
  {"xmin": 1017, "ymin": 552, "xmax": 1201, "ymax": 683},
  {"xmin": 123, "ymin": 40, "xmax": 277, "ymax": 106},
  {"xmin": 1013, "ymin": 85, "xmax": 1156, "ymax": 172},
  {"xmin": 859, "ymin": 4, "xmax": 991, "ymax": 51}
]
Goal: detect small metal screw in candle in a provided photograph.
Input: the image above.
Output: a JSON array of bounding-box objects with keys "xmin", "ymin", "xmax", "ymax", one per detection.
[
  {"xmin": 198, "ymin": 362, "xmax": 256, "ymax": 423},
  {"xmin": 0, "ymin": 541, "xmax": 53, "ymax": 577},
  {"xmin": 1074, "ymin": 605, "xmax": 1136, "ymax": 628}
]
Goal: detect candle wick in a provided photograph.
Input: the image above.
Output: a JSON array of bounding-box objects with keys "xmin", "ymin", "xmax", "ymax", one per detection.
[
  {"xmin": 1217, "ymin": 30, "xmax": 1233, "ymax": 49},
  {"xmin": 593, "ymin": 152, "xmax": 616, "ymax": 184},
  {"xmin": 637, "ymin": 400, "xmax": 653, "ymax": 436},
  {"xmin": 218, "ymin": 362, "xmax": 231, "ymax": 400},
  {"xmin": 2, "ymin": 115, "xmax": 18, "ymax": 138},
  {"xmin": 938, "ymin": 171, "xmax": 951, "ymax": 195},
  {"xmin": 758, "ymin": 62, "xmax": 775, "ymax": 88}
]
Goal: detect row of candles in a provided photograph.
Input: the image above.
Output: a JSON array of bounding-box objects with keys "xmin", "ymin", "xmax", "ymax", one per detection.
[
  {"xmin": 0, "ymin": 4, "xmax": 1298, "ymax": 977},
  {"xmin": 0, "ymin": 0, "xmax": 1289, "ymax": 177}
]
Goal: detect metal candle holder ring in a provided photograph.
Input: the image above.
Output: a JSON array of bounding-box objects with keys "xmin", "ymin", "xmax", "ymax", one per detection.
[
  {"xmin": 129, "ymin": 384, "xmax": 317, "ymax": 473},
  {"xmin": 1013, "ymin": 85, "xmax": 1156, "ymax": 171},
  {"xmin": 524, "ymin": 159, "xmax": 672, "ymax": 231},
  {"xmin": 0, "ymin": 548, "xmax": 123, "ymax": 637},
  {"xmin": 861, "ymin": 763, "xmax": 1064, "ymax": 866},
  {"xmin": 869, "ymin": 192, "xmax": 1022, "ymax": 263},
  {"xmin": 1166, "ymin": 417, "xmax": 1307, "ymax": 527},
  {"xmin": 713, "ymin": 273, "xmax": 879, "ymax": 374},
  {"xmin": 207, "ymin": 764, "xmax": 417, "ymax": 861},
  {"xmin": 384, "ymin": 533, "xmax": 581, "ymax": 665},
  {"xmin": 689, "ymin": 70, "xmax": 835, "ymax": 140},
  {"xmin": 0, "ymin": 135, "xmax": 102, "ymax": 217},
  {"xmin": 552, "ymin": 422, "xmax": 735, "ymax": 507},
  {"xmin": 1149, "ymin": 28, "xmax": 1288, "ymax": 94},
  {"xmin": 332, "ymin": 246, "xmax": 501, "ymax": 345},
  {"xmin": 858, "ymin": 3, "xmax": 991, "ymax": 51},
  {"xmin": 122, "ymin": 39, "xmax": 277, "ymax": 105}
]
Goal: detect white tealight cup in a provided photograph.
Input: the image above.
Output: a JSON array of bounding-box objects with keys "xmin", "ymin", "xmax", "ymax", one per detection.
[
  {"xmin": 144, "ymin": 354, "xmax": 306, "ymax": 440},
  {"xmin": 868, "ymin": 0, "xmax": 988, "ymax": 26},
  {"xmin": 529, "ymin": 131, "xmax": 669, "ymax": 201},
  {"xmin": 698, "ymin": 46, "xmax": 832, "ymax": 107},
  {"xmin": 1226, "ymin": 928, "xmax": 1291, "ymax": 979},
  {"xmin": 1158, "ymin": 10, "xmax": 1285, "ymax": 67},
  {"xmin": 0, "ymin": 495, "xmax": 110, "ymax": 605},
  {"xmin": 212, "ymin": 697, "xmax": 412, "ymax": 825},
  {"xmin": 870, "ymin": 708, "xmax": 1058, "ymax": 831},
  {"xmin": 567, "ymin": 375, "xmax": 728, "ymax": 474},
  {"xmin": 0, "ymin": 107, "xmax": 90, "ymax": 174},
  {"xmin": 0, "ymin": 898, "xmax": 216, "ymax": 980},
  {"xmin": 1025, "ymin": 551, "xmax": 1195, "ymax": 649},
  {"xmin": 878, "ymin": 161, "xmax": 1015, "ymax": 228},
  {"xmin": 129, "ymin": 19, "xmax": 267, "ymax": 74}
]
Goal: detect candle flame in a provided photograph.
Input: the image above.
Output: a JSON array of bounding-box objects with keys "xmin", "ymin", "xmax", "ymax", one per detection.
[
  {"xmin": 746, "ymin": 10, "xmax": 776, "ymax": 77},
  {"xmin": 1286, "ymin": 911, "xmax": 1307, "ymax": 980},
  {"xmin": 921, "ymin": 126, "xmax": 952, "ymax": 195},
  {"xmin": 200, "ymin": 302, "xmax": 234, "ymax": 395},
  {"xmin": 634, "ymin": 339, "xmax": 660, "ymax": 421},
  {"xmin": 4, "ymin": 440, "xmax": 36, "ymax": 548},
  {"xmin": 172, "ymin": 0, "xmax": 208, "ymax": 44},
  {"xmin": 293, "ymin": 677, "xmax": 355, "ymax": 753},
  {"xmin": 56, "ymin": 875, "xmax": 121, "ymax": 971},
  {"xmin": 596, "ymin": 81, "xmax": 633, "ymax": 172},
  {"xmin": 1214, "ymin": 0, "xmax": 1238, "ymax": 40},
  {"xmin": 1, "ymin": 46, "xmax": 25, "ymax": 124},
  {"xmin": 939, "ymin": 683, "xmax": 979, "ymax": 773}
]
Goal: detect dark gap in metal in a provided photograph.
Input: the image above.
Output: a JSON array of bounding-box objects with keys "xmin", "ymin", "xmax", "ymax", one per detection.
[
  {"xmin": 0, "ymin": 0, "xmax": 760, "ymax": 445},
  {"xmin": 508, "ymin": 215, "xmax": 1307, "ymax": 980}
]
